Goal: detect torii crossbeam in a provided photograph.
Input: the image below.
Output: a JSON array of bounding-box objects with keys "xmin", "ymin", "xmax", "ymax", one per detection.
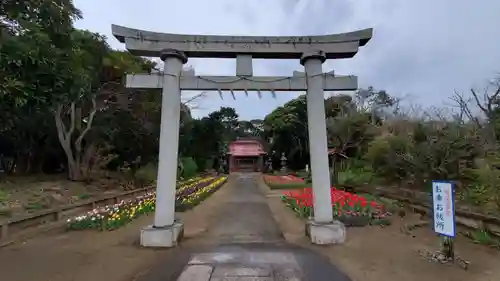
[
  {"xmin": 126, "ymin": 71, "xmax": 358, "ymax": 91},
  {"xmin": 112, "ymin": 24, "xmax": 372, "ymax": 248}
]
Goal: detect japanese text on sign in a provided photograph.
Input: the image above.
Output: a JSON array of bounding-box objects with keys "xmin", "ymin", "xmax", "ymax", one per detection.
[{"xmin": 432, "ymin": 181, "xmax": 455, "ymax": 237}]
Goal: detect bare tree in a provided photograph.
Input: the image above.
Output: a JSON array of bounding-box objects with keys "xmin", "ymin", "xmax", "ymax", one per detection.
[
  {"xmin": 449, "ymin": 91, "xmax": 482, "ymax": 127},
  {"xmin": 471, "ymin": 77, "xmax": 500, "ymax": 119},
  {"xmin": 450, "ymin": 76, "xmax": 500, "ymax": 143}
]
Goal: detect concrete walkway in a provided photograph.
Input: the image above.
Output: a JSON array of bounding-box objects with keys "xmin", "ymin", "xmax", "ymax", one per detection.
[
  {"xmin": 136, "ymin": 173, "xmax": 350, "ymax": 281},
  {"xmin": 203, "ymin": 173, "xmax": 284, "ymax": 244}
]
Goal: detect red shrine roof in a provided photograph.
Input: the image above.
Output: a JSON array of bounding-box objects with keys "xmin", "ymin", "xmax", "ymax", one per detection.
[{"xmin": 228, "ymin": 139, "xmax": 265, "ymax": 156}]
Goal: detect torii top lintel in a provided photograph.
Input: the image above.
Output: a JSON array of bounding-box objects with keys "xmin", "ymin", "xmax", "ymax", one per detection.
[{"xmin": 111, "ymin": 24, "xmax": 373, "ymax": 59}]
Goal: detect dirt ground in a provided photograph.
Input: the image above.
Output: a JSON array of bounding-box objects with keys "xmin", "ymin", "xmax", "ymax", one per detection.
[
  {"xmin": 259, "ymin": 178, "xmax": 500, "ymax": 281},
  {"xmin": 0, "ymin": 176, "xmax": 234, "ymax": 281},
  {"xmin": 0, "ymin": 173, "xmax": 130, "ymax": 219}
]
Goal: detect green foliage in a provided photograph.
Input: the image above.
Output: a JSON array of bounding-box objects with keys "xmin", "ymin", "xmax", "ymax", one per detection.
[
  {"xmin": 1, "ymin": 26, "xmax": 109, "ymax": 107},
  {"xmin": 134, "ymin": 164, "xmax": 157, "ymax": 187},
  {"xmin": 364, "ymin": 135, "xmax": 414, "ymax": 182},
  {"xmin": 459, "ymin": 184, "xmax": 491, "ymax": 206},
  {"xmin": 363, "ymin": 120, "xmax": 485, "ymax": 188},
  {"xmin": 236, "ymin": 120, "xmax": 264, "ymax": 138},
  {"xmin": 78, "ymin": 193, "xmax": 91, "ymax": 200},
  {"xmin": 294, "ymin": 170, "xmax": 310, "ymax": 179},
  {"xmin": 180, "ymin": 157, "xmax": 198, "ymax": 179},
  {"xmin": 467, "ymin": 229, "xmax": 500, "ymax": 248},
  {"xmin": 263, "ymin": 93, "xmax": 378, "ymax": 170},
  {"xmin": 336, "ymin": 168, "xmax": 374, "ymax": 186},
  {"xmin": 185, "ymin": 107, "xmax": 243, "ymax": 167},
  {"xmin": 263, "ymin": 95, "xmax": 309, "ymax": 170},
  {"xmin": 457, "ymin": 152, "xmax": 500, "ymax": 211},
  {"xmin": 0, "ymin": 190, "xmax": 8, "ymax": 202},
  {"xmin": 1, "ymin": 0, "xmax": 170, "ymax": 177},
  {"xmin": 204, "ymin": 158, "xmax": 214, "ymax": 171},
  {"xmin": 1, "ymin": 1, "xmax": 116, "ymax": 177},
  {"xmin": 302, "ymin": 172, "xmax": 312, "ymax": 184},
  {"xmin": 326, "ymin": 112, "xmax": 376, "ymax": 158},
  {"xmin": 0, "ymin": 0, "xmax": 82, "ymax": 36}
]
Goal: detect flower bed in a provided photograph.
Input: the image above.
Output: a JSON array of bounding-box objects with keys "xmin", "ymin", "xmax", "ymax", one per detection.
[
  {"xmin": 281, "ymin": 187, "xmax": 391, "ymax": 226},
  {"xmin": 176, "ymin": 176, "xmax": 215, "ymax": 196},
  {"xmin": 263, "ymin": 174, "xmax": 308, "ymax": 189},
  {"xmin": 175, "ymin": 176, "xmax": 227, "ymax": 211},
  {"xmin": 177, "ymin": 176, "xmax": 203, "ymax": 188},
  {"xmin": 67, "ymin": 176, "xmax": 227, "ymax": 231}
]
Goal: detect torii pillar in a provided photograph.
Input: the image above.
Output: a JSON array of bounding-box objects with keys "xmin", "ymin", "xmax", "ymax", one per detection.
[
  {"xmin": 140, "ymin": 49, "xmax": 187, "ymax": 247},
  {"xmin": 301, "ymin": 51, "xmax": 345, "ymax": 244}
]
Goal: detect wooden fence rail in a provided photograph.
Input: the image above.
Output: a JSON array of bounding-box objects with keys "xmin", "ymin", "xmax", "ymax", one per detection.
[
  {"xmin": 0, "ymin": 185, "xmax": 157, "ymax": 244},
  {"xmin": 0, "ymin": 172, "xmax": 215, "ymax": 246}
]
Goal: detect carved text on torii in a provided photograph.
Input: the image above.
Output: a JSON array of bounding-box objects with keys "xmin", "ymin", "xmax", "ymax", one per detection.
[
  {"xmin": 190, "ymin": 35, "xmax": 315, "ymax": 45},
  {"xmin": 112, "ymin": 24, "xmax": 373, "ymax": 59}
]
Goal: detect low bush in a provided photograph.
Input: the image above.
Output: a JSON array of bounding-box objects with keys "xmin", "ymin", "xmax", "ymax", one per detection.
[
  {"xmin": 134, "ymin": 163, "xmax": 157, "ymax": 187},
  {"xmin": 180, "ymin": 157, "xmax": 198, "ymax": 179},
  {"xmin": 336, "ymin": 167, "xmax": 374, "ymax": 186}
]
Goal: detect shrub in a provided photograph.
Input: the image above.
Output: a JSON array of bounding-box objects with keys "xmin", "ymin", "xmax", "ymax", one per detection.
[
  {"xmin": 294, "ymin": 170, "xmax": 310, "ymax": 179},
  {"xmin": 134, "ymin": 163, "xmax": 157, "ymax": 187},
  {"xmin": 204, "ymin": 158, "xmax": 214, "ymax": 171},
  {"xmin": 180, "ymin": 157, "xmax": 198, "ymax": 179},
  {"xmin": 304, "ymin": 173, "xmax": 312, "ymax": 184},
  {"xmin": 336, "ymin": 167, "xmax": 374, "ymax": 186},
  {"xmin": 460, "ymin": 153, "xmax": 500, "ymax": 211},
  {"xmin": 364, "ymin": 135, "xmax": 414, "ymax": 182}
]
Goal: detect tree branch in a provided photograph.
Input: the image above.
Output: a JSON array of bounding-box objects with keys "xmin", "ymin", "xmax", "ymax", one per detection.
[
  {"xmin": 183, "ymin": 91, "xmax": 207, "ymax": 105},
  {"xmin": 450, "ymin": 91, "xmax": 482, "ymax": 128},
  {"xmin": 54, "ymin": 104, "xmax": 67, "ymax": 141},
  {"xmin": 470, "ymin": 89, "xmax": 486, "ymax": 113},
  {"xmin": 75, "ymin": 97, "xmax": 97, "ymax": 152},
  {"xmin": 68, "ymin": 102, "xmax": 76, "ymax": 141}
]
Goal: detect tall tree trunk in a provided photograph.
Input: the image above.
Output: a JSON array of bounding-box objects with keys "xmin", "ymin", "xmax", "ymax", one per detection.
[
  {"xmin": 54, "ymin": 98, "xmax": 97, "ymax": 181},
  {"xmin": 14, "ymin": 152, "xmax": 28, "ymax": 175}
]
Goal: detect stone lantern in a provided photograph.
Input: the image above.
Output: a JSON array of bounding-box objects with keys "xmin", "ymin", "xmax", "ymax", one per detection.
[
  {"xmin": 280, "ymin": 153, "xmax": 288, "ymax": 174},
  {"xmin": 265, "ymin": 156, "xmax": 273, "ymax": 172}
]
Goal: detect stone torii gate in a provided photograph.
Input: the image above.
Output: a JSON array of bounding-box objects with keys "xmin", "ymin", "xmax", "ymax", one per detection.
[{"xmin": 111, "ymin": 24, "xmax": 372, "ymax": 247}]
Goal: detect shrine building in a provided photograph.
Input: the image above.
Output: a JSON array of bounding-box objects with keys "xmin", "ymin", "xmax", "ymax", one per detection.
[{"xmin": 227, "ymin": 138, "xmax": 266, "ymax": 173}]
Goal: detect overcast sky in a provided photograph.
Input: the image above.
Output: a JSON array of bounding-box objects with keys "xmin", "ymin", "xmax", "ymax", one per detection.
[{"xmin": 73, "ymin": 0, "xmax": 500, "ymax": 120}]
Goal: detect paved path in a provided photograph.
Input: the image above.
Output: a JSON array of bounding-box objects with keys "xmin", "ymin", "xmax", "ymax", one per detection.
[
  {"xmin": 203, "ymin": 173, "xmax": 284, "ymax": 244},
  {"xmin": 136, "ymin": 173, "xmax": 350, "ymax": 281}
]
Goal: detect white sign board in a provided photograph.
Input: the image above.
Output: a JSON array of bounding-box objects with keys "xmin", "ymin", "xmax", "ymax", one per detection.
[{"xmin": 432, "ymin": 181, "xmax": 456, "ymax": 237}]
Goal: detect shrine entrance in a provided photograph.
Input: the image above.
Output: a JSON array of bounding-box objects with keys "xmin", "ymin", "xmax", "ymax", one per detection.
[
  {"xmin": 233, "ymin": 157, "xmax": 259, "ymax": 172},
  {"xmin": 111, "ymin": 24, "xmax": 373, "ymax": 248},
  {"xmin": 227, "ymin": 138, "xmax": 265, "ymax": 173}
]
